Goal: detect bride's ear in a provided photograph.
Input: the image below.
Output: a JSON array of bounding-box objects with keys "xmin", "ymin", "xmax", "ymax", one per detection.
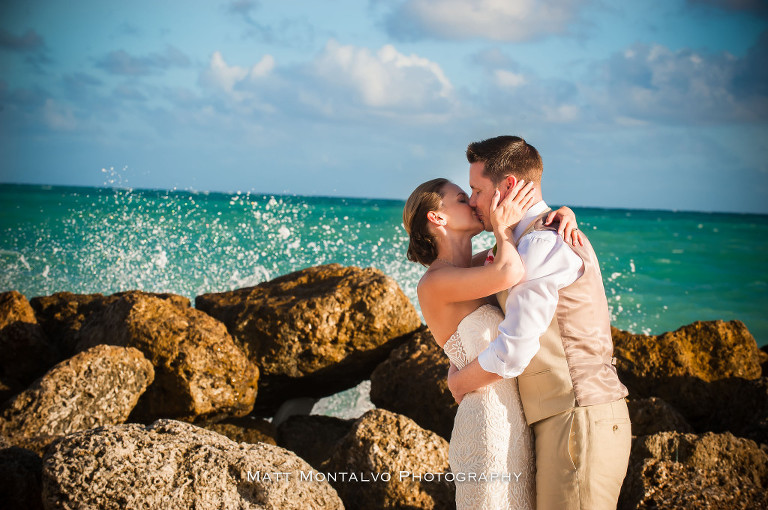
[{"xmin": 427, "ymin": 211, "xmax": 446, "ymax": 227}]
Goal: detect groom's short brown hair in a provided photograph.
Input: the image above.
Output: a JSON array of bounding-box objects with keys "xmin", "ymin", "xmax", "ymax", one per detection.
[{"xmin": 466, "ymin": 135, "xmax": 543, "ymax": 185}]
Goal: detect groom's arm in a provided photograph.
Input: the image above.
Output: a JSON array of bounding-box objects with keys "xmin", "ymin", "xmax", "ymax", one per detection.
[{"xmin": 448, "ymin": 231, "xmax": 583, "ymax": 401}]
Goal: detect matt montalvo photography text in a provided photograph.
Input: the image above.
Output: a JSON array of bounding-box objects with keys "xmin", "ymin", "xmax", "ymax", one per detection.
[{"xmin": 245, "ymin": 470, "xmax": 526, "ymax": 483}]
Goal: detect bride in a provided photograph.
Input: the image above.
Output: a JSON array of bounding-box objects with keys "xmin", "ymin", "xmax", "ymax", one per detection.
[{"xmin": 402, "ymin": 177, "xmax": 580, "ymax": 509}]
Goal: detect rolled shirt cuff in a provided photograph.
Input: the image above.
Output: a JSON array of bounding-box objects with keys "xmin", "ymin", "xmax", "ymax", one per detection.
[{"xmin": 478, "ymin": 348, "xmax": 523, "ymax": 379}]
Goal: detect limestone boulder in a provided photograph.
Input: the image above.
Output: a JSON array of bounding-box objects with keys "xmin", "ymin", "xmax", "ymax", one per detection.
[
  {"xmin": 370, "ymin": 325, "xmax": 456, "ymax": 439},
  {"xmin": 627, "ymin": 397, "xmax": 693, "ymax": 436},
  {"xmin": 29, "ymin": 290, "xmax": 190, "ymax": 357},
  {"xmin": 612, "ymin": 320, "xmax": 762, "ymax": 392},
  {"xmin": 613, "ymin": 321, "xmax": 767, "ymax": 441},
  {"xmin": 0, "ymin": 445, "xmax": 43, "ymax": 510},
  {"xmin": 323, "ymin": 409, "xmax": 454, "ymax": 510},
  {"xmin": 41, "ymin": 419, "xmax": 343, "ymax": 510},
  {"xmin": 75, "ymin": 292, "xmax": 258, "ymax": 423},
  {"xmin": 618, "ymin": 431, "xmax": 768, "ymax": 510},
  {"xmin": 6, "ymin": 434, "xmax": 60, "ymax": 459},
  {"xmin": 0, "ymin": 344, "xmax": 153, "ymax": 440},
  {"xmin": 196, "ymin": 264, "xmax": 421, "ymax": 414},
  {"xmin": 277, "ymin": 415, "xmax": 354, "ymax": 470},
  {"xmin": 0, "ymin": 291, "xmax": 57, "ymax": 402},
  {"xmin": 202, "ymin": 416, "xmax": 277, "ymax": 446}
]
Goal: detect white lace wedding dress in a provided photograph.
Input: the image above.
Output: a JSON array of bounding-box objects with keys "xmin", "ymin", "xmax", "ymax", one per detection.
[{"xmin": 443, "ymin": 304, "xmax": 536, "ymax": 509}]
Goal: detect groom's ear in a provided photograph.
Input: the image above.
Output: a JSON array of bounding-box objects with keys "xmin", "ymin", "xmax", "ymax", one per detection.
[{"xmin": 499, "ymin": 175, "xmax": 516, "ymax": 197}]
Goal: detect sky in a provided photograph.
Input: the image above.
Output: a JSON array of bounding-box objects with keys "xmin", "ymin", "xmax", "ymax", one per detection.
[{"xmin": 1, "ymin": 0, "xmax": 767, "ymax": 213}]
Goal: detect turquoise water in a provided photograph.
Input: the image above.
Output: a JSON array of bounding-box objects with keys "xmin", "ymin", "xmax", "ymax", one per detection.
[{"xmin": 1, "ymin": 183, "xmax": 767, "ymax": 347}]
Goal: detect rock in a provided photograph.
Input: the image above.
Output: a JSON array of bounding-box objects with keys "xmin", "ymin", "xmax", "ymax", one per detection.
[
  {"xmin": 277, "ymin": 415, "xmax": 354, "ymax": 470},
  {"xmin": 29, "ymin": 290, "xmax": 190, "ymax": 358},
  {"xmin": 760, "ymin": 345, "xmax": 768, "ymax": 377},
  {"xmin": 0, "ymin": 291, "xmax": 57, "ymax": 402},
  {"xmin": 0, "ymin": 290, "xmax": 38, "ymax": 328},
  {"xmin": 0, "ymin": 445, "xmax": 44, "ymax": 510},
  {"xmin": 618, "ymin": 431, "xmax": 768, "ymax": 510},
  {"xmin": 702, "ymin": 377, "xmax": 768, "ymax": 445},
  {"xmin": 627, "ymin": 397, "xmax": 693, "ymax": 436},
  {"xmin": 0, "ymin": 344, "xmax": 153, "ymax": 440},
  {"xmin": 196, "ymin": 264, "xmax": 421, "ymax": 414},
  {"xmin": 626, "ymin": 375, "xmax": 767, "ymax": 444},
  {"xmin": 6, "ymin": 434, "xmax": 59, "ymax": 459},
  {"xmin": 75, "ymin": 292, "xmax": 258, "ymax": 423},
  {"xmin": 370, "ymin": 325, "xmax": 456, "ymax": 439},
  {"xmin": 42, "ymin": 419, "xmax": 343, "ymax": 510},
  {"xmin": 323, "ymin": 408, "xmax": 454, "ymax": 510},
  {"xmin": 202, "ymin": 416, "xmax": 277, "ymax": 446},
  {"xmin": 612, "ymin": 321, "xmax": 768, "ymax": 441},
  {"xmin": 612, "ymin": 320, "xmax": 762, "ymax": 393}
]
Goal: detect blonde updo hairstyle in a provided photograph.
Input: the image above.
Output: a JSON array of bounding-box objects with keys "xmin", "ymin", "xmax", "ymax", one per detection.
[{"xmin": 403, "ymin": 178, "xmax": 449, "ymax": 266}]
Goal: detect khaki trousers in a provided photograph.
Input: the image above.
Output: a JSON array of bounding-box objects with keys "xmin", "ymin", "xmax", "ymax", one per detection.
[{"xmin": 532, "ymin": 399, "xmax": 631, "ymax": 510}]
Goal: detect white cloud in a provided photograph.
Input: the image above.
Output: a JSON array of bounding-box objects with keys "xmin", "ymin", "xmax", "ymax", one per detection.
[
  {"xmin": 200, "ymin": 51, "xmax": 274, "ymax": 97},
  {"xmin": 307, "ymin": 39, "xmax": 454, "ymax": 114},
  {"xmin": 385, "ymin": 0, "xmax": 586, "ymax": 42},
  {"xmin": 43, "ymin": 99, "xmax": 77, "ymax": 131},
  {"xmin": 494, "ymin": 69, "xmax": 527, "ymax": 88},
  {"xmin": 542, "ymin": 104, "xmax": 580, "ymax": 123},
  {"xmin": 591, "ymin": 38, "xmax": 768, "ymax": 124}
]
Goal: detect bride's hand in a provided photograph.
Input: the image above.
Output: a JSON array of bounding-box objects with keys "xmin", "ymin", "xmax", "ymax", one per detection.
[
  {"xmin": 489, "ymin": 180, "xmax": 536, "ymax": 234},
  {"xmin": 447, "ymin": 363, "xmax": 464, "ymax": 404},
  {"xmin": 545, "ymin": 206, "xmax": 584, "ymax": 246}
]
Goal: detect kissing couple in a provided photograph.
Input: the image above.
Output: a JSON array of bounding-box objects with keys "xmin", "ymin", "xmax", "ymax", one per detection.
[{"xmin": 403, "ymin": 135, "xmax": 632, "ymax": 510}]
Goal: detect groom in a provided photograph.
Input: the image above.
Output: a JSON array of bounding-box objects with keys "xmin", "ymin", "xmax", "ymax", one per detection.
[{"xmin": 447, "ymin": 135, "xmax": 631, "ymax": 510}]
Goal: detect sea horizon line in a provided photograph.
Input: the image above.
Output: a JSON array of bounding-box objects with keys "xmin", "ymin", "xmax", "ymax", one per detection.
[{"xmin": 2, "ymin": 180, "xmax": 766, "ymax": 218}]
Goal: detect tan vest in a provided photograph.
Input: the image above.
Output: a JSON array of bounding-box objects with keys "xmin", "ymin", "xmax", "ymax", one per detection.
[{"xmin": 497, "ymin": 210, "xmax": 628, "ymax": 424}]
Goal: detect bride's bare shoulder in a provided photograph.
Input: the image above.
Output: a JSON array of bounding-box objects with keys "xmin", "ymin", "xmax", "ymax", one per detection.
[{"xmin": 416, "ymin": 265, "xmax": 445, "ymax": 297}]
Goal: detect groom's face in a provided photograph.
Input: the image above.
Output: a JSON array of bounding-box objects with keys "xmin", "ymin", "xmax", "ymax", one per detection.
[{"xmin": 468, "ymin": 161, "xmax": 500, "ymax": 232}]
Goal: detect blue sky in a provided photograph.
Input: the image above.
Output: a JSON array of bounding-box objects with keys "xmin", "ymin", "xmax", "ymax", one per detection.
[{"xmin": 1, "ymin": 0, "xmax": 767, "ymax": 213}]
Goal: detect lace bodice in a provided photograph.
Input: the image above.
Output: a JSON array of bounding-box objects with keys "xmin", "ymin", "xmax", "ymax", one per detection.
[{"xmin": 443, "ymin": 304, "xmax": 504, "ymax": 370}]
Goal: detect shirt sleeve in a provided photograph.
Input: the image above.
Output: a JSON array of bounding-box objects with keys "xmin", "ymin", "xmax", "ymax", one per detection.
[{"xmin": 477, "ymin": 230, "xmax": 584, "ymax": 378}]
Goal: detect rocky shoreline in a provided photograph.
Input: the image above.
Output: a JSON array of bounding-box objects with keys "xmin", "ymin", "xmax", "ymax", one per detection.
[{"xmin": 1, "ymin": 263, "xmax": 766, "ymax": 509}]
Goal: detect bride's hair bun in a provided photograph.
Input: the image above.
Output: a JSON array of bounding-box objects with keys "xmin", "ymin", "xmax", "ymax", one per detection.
[{"xmin": 403, "ymin": 178, "xmax": 448, "ymax": 266}]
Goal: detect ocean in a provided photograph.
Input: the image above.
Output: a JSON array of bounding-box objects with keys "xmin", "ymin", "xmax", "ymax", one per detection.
[{"xmin": 2, "ymin": 182, "xmax": 766, "ymax": 417}]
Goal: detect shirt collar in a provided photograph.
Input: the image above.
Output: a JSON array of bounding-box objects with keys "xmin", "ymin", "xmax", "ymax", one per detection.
[{"xmin": 513, "ymin": 200, "xmax": 549, "ymax": 243}]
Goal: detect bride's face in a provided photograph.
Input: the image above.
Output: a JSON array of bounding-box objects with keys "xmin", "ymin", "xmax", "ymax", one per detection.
[{"xmin": 437, "ymin": 182, "xmax": 484, "ymax": 235}]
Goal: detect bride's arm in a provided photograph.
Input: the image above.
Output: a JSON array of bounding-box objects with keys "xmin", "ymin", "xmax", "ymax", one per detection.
[
  {"xmin": 470, "ymin": 204, "xmax": 583, "ymax": 268},
  {"xmin": 546, "ymin": 206, "xmax": 584, "ymax": 246},
  {"xmin": 418, "ymin": 183, "xmax": 535, "ymax": 303}
]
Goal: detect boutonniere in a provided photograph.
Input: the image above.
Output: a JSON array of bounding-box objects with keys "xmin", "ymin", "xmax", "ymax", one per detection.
[{"xmin": 484, "ymin": 244, "xmax": 497, "ymax": 265}]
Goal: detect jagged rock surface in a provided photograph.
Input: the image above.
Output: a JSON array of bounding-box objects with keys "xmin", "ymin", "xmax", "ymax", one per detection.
[
  {"xmin": 30, "ymin": 290, "xmax": 189, "ymax": 358},
  {"xmin": 370, "ymin": 325, "xmax": 456, "ymax": 439},
  {"xmin": 196, "ymin": 264, "xmax": 420, "ymax": 414},
  {"xmin": 75, "ymin": 292, "xmax": 258, "ymax": 422},
  {"xmin": 618, "ymin": 431, "xmax": 768, "ymax": 510},
  {"xmin": 0, "ymin": 344, "xmax": 154, "ymax": 439},
  {"xmin": 277, "ymin": 415, "xmax": 354, "ymax": 470},
  {"xmin": 324, "ymin": 409, "xmax": 453, "ymax": 510},
  {"xmin": 41, "ymin": 419, "xmax": 343, "ymax": 510},
  {"xmin": 0, "ymin": 291, "xmax": 57, "ymax": 402}
]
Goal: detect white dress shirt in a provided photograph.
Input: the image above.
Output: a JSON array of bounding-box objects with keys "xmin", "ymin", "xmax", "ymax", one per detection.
[{"xmin": 477, "ymin": 201, "xmax": 585, "ymax": 379}]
